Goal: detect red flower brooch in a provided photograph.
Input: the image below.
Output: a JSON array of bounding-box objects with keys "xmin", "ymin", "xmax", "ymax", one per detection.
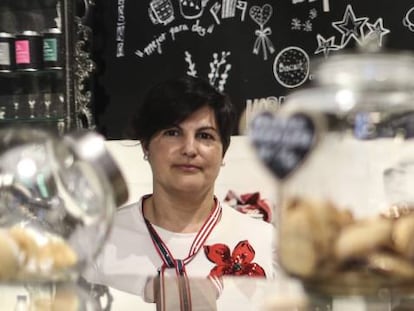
[{"xmin": 204, "ymin": 240, "xmax": 266, "ymax": 278}]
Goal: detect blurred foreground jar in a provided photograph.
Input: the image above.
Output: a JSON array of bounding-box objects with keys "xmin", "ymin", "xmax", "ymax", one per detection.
[
  {"xmin": 249, "ymin": 51, "xmax": 414, "ymax": 294},
  {"xmin": 0, "ymin": 127, "xmax": 128, "ymax": 282}
]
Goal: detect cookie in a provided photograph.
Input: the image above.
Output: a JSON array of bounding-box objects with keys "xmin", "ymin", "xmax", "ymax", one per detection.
[
  {"xmin": 334, "ymin": 218, "xmax": 393, "ymax": 260},
  {"xmin": 0, "ymin": 230, "xmax": 20, "ymax": 280}
]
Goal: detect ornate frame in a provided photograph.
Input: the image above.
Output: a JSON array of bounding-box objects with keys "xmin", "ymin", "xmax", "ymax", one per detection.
[{"xmin": 65, "ymin": 0, "xmax": 96, "ymax": 131}]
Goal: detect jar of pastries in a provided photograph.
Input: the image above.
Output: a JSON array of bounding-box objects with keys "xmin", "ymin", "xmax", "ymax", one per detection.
[
  {"xmin": 249, "ymin": 51, "xmax": 414, "ymax": 294},
  {"xmin": 0, "ymin": 127, "xmax": 128, "ymax": 282}
]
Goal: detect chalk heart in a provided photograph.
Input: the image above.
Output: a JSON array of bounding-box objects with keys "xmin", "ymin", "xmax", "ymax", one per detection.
[
  {"xmin": 249, "ymin": 4, "xmax": 273, "ymax": 27},
  {"xmin": 248, "ymin": 112, "xmax": 316, "ymax": 179}
]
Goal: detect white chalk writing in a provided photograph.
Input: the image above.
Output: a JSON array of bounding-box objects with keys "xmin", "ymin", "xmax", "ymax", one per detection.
[
  {"xmin": 169, "ymin": 24, "xmax": 189, "ymax": 40},
  {"xmin": 116, "ymin": 0, "xmax": 126, "ymax": 57},
  {"xmin": 135, "ymin": 33, "xmax": 167, "ymax": 57}
]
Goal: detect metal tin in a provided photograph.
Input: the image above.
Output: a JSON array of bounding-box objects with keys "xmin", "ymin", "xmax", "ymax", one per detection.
[
  {"xmin": 42, "ymin": 28, "xmax": 63, "ymax": 70},
  {"xmin": 0, "ymin": 32, "xmax": 15, "ymax": 72},
  {"xmin": 15, "ymin": 31, "xmax": 43, "ymax": 71}
]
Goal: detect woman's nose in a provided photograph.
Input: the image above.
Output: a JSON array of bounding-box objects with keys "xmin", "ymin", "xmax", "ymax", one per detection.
[{"xmin": 181, "ymin": 135, "xmax": 197, "ymax": 157}]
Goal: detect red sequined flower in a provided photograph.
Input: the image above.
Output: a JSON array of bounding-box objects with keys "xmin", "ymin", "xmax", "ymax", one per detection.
[{"xmin": 204, "ymin": 240, "xmax": 266, "ymax": 278}]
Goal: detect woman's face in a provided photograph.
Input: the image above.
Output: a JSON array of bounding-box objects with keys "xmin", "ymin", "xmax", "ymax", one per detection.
[{"xmin": 146, "ymin": 105, "xmax": 224, "ymax": 195}]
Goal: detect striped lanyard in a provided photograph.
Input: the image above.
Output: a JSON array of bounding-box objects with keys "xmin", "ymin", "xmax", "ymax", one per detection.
[{"xmin": 143, "ymin": 198, "xmax": 222, "ymax": 311}]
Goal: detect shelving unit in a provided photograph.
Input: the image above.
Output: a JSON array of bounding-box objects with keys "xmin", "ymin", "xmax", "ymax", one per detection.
[{"xmin": 0, "ymin": 0, "xmax": 94, "ymax": 134}]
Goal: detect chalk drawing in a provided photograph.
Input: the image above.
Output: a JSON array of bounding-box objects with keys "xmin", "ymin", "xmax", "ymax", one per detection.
[
  {"xmin": 291, "ymin": 9, "xmax": 317, "ymax": 32},
  {"xmin": 366, "ymin": 18, "xmax": 390, "ymax": 47},
  {"xmin": 332, "ymin": 5, "xmax": 368, "ymax": 47},
  {"xmin": 250, "ymin": 4, "xmax": 275, "ymax": 61},
  {"xmin": 314, "ymin": 34, "xmax": 340, "ymax": 57},
  {"xmin": 184, "ymin": 51, "xmax": 232, "ymax": 91},
  {"xmin": 273, "ymin": 47, "xmax": 309, "ymax": 88},
  {"xmin": 185, "ymin": 51, "xmax": 197, "ymax": 76},
  {"xmin": 221, "ymin": 0, "xmax": 237, "ymax": 18},
  {"xmin": 117, "ymin": 0, "xmax": 126, "ymax": 57},
  {"xmin": 180, "ymin": 0, "xmax": 209, "ymax": 20},
  {"xmin": 149, "ymin": 0, "xmax": 175, "ymax": 25},
  {"xmin": 208, "ymin": 52, "xmax": 231, "ymax": 91},
  {"xmin": 323, "ymin": 0, "xmax": 330, "ymax": 12},
  {"xmin": 403, "ymin": 7, "xmax": 414, "ymax": 32}
]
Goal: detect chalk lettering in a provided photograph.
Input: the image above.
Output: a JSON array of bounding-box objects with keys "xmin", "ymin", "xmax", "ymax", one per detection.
[
  {"xmin": 117, "ymin": 42, "xmax": 124, "ymax": 57},
  {"xmin": 135, "ymin": 32, "xmax": 167, "ymax": 57},
  {"xmin": 169, "ymin": 24, "xmax": 189, "ymax": 40},
  {"xmin": 116, "ymin": 0, "xmax": 126, "ymax": 57},
  {"xmin": 278, "ymin": 61, "xmax": 306, "ymax": 73},
  {"xmin": 192, "ymin": 20, "xmax": 206, "ymax": 36},
  {"xmin": 118, "ymin": 5, "xmax": 125, "ymax": 22},
  {"xmin": 116, "ymin": 25, "xmax": 125, "ymax": 41}
]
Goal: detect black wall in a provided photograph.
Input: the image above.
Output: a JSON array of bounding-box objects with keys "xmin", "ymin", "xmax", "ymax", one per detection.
[{"xmin": 92, "ymin": 0, "xmax": 414, "ymax": 138}]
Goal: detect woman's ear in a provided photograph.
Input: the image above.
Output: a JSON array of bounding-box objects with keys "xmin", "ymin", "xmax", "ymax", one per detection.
[{"xmin": 140, "ymin": 142, "xmax": 148, "ymax": 160}]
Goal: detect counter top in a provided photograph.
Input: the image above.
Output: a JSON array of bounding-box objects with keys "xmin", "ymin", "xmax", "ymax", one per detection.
[{"xmin": 3, "ymin": 275, "xmax": 414, "ymax": 310}]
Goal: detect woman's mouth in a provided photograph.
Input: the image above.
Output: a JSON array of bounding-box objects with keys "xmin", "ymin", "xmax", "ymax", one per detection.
[{"xmin": 175, "ymin": 164, "xmax": 201, "ymax": 172}]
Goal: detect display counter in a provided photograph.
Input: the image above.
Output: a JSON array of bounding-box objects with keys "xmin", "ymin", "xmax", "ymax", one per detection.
[
  {"xmin": 2, "ymin": 276, "xmax": 414, "ymax": 310},
  {"xmin": 3, "ymin": 136, "xmax": 414, "ymax": 310}
]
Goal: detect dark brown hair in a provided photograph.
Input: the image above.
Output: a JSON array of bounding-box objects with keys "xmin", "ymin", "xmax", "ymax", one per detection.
[{"xmin": 126, "ymin": 76, "xmax": 236, "ymax": 155}]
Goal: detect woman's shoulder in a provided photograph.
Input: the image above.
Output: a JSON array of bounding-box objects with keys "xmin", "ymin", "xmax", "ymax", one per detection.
[{"xmin": 111, "ymin": 199, "xmax": 145, "ymax": 231}]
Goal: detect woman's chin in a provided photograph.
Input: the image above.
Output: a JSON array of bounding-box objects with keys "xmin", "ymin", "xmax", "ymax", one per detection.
[{"xmin": 171, "ymin": 181, "xmax": 210, "ymax": 194}]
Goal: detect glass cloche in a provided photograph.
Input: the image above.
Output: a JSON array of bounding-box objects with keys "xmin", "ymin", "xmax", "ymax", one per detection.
[
  {"xmin": 0, "ymin": 127, "xmax": 128, "ymax": 282},
  {"xmin": 249, "ymin": 51, "xmax": 414, "ymax": 294}
]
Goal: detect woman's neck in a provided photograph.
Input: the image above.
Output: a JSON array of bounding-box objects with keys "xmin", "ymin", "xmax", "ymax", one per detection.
[{"xmin": 143, "ymin": 192, "xmax": 216, "ymax": 233}]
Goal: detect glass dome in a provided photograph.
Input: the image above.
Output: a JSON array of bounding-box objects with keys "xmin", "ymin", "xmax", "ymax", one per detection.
[
  {"xmin": 0, "ymin": 127, "xmax": 128, "ymax": 282},
  {"xmin": 249, "ymin": 51, "xmax": 414, "ymax": 294}
]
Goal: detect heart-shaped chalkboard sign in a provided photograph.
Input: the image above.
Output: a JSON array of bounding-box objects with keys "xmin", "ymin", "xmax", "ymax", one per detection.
[{"xmin": 249, "ymin": 112, "xmax": 316, "ymax": 179}]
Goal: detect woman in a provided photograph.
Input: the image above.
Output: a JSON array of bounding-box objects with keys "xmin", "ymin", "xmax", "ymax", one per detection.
[{"xmin": 83, "ymin": 76, "xmax": 276, "ymax": 308}]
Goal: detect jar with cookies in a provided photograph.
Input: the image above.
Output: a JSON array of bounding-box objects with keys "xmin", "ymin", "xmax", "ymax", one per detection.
[
  {"xmin": 249, "ymin": 51, "xmax": 414, "ymax": 294},
  {"xmin": 0, "ymin": 127, "xmax": 128, "ymax": 283}
]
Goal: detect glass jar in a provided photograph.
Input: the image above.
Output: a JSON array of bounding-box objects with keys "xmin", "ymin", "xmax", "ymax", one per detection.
[
  {"xmin": 0, "ymin": 127, "xmax": 128, "ymax": 282},
  {"xmin": 249, "ymin": 51, "xmax": 414, "ymax": 294}
]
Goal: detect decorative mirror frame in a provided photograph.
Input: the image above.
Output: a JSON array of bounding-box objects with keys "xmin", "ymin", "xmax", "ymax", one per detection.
[{"xmin": 64, "ymin": 0, "xmax": 96, "ymax": 131}]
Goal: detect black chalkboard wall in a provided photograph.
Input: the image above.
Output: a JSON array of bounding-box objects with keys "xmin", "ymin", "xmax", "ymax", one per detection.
[{"xmin": 92, "ymin": 0, "xmax": 414, "ymax": 138}]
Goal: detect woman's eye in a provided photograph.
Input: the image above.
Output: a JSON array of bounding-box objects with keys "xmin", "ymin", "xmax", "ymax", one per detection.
[
  {"xmin": 198, "ymin": 132, "xmax": 215, "ymax": 140},
  {"xmin": 163, "ymin": 129, "xmax": 179, "ymax": 136}
]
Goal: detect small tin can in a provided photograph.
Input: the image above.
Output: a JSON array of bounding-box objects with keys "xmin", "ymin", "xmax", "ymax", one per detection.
[
  {"xmin": 0, "ymin": 32, "xmax": 15, "ymax": 72},
  {"xmin": 15, "ymin": 31, "xmax": 43, "ymax": 71},
  {"xmin": 42, "ymin": 28, "xmax": 63, "ymax": 70}
]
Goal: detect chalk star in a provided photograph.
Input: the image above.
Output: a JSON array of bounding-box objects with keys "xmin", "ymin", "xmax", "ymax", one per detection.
[
  {"xmin": 366, "ymin": 18, "xmax": 390, "ymax": 47},
  {"xmin": 314, "ymin": 34, "xmax": 340, "ymax": 57},
  {"xmin": 332, "ymin": 5, "xmax": 368, "ymax": 47}
]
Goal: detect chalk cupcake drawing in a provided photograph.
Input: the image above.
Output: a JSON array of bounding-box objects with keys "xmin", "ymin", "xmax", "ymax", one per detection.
[
  {"xmin": 180, "ymin": 0, "xmax": 209, "ymax": 20},
  {"xmin": 249, "ymin": 4, "xmax": 275, "ymax": 61}
]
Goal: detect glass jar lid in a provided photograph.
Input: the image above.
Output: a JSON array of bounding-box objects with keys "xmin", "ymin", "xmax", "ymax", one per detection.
[{"xmin": 313, "ymin": 51, "xmax": 414, "ymax": 90}]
